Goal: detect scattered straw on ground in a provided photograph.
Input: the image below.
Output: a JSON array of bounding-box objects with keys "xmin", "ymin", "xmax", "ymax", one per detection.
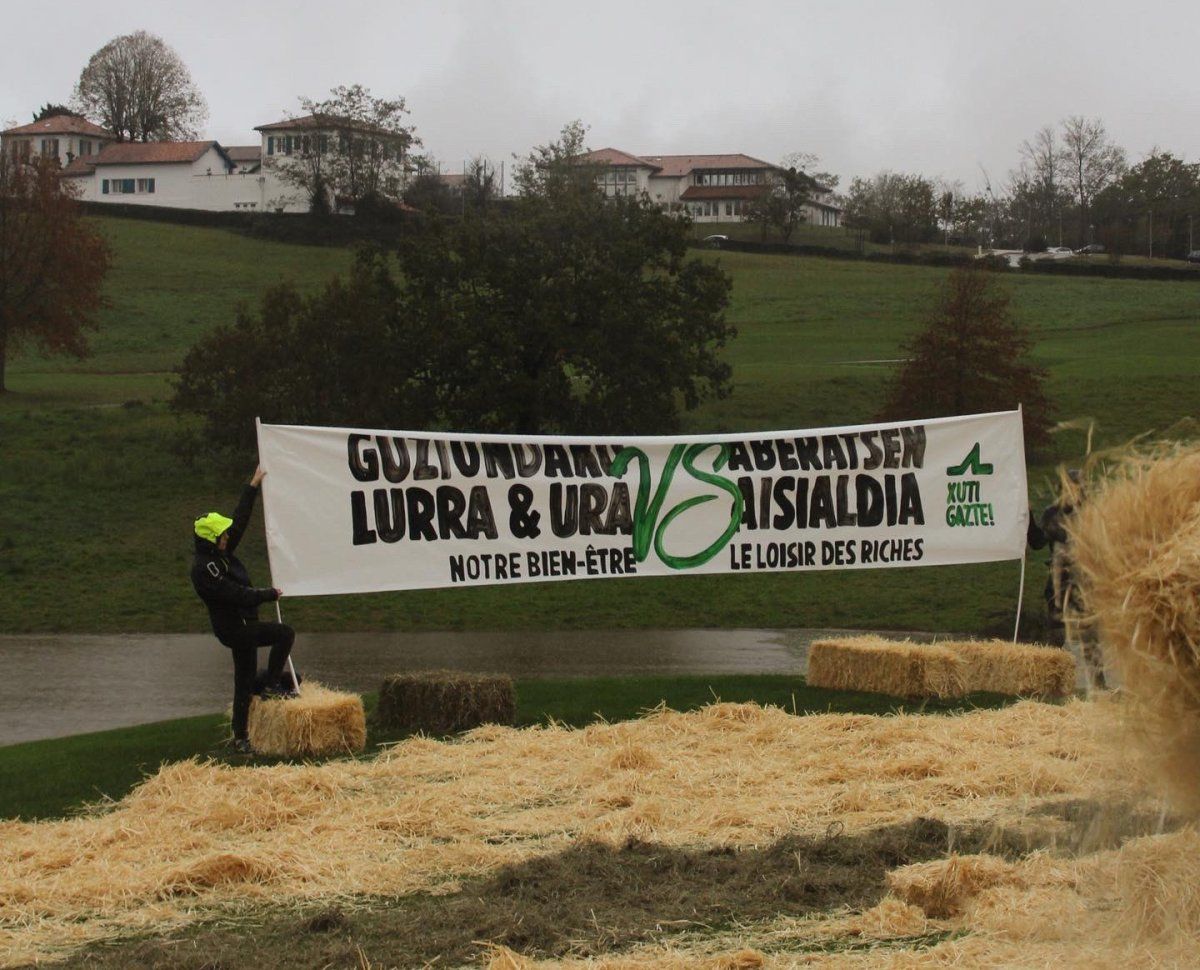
[
  {"xmin": 483, "ymin": 829, "xmax": 1200, "ymax": 969},
  {"xmin": 1072, "ymin": 443, "xmax": 1200, "ymax": 813},
  {"xmin": 0, "ymin": 699, "xmax": 1137, "ymax": 966},
  {"xmin": 247, "ymin": 682, "xmax": 366, "ymax": 757},
  {"xmin": 806, "ymin": 637, "xmax": 965, "ymax": 698}
]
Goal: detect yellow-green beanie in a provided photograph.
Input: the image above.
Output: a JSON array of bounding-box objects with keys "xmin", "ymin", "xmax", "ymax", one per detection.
[{"xmin": 194, "ymin": 512, "xmax": 234, "ymax": 544}]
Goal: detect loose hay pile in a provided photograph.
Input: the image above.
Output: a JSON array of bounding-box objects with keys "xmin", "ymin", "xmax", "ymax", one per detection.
[
  {"xmin": 0, "ymin": 699, "xmax": 1137, "ymax": 965},
  {"xmin": 1072, "ymin": 443, "xmax": 1200, "ymax": 811},
  {"xmin": 247, "ymin": 682, "xmax": 365, "ymax": 757},
  {"xmin": 807, "ymin": 636, "xmax": 1075, "ymax": 699},
  {"xmin": 376, "ymin": 669, "xmax": 516, "ymax": 734},
  {"xmin": 806, "ymin": 637, "xmax": 965, "ymax": 698}
]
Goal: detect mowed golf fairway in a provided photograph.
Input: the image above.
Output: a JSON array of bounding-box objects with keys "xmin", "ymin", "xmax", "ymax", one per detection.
[{"xmin": 2, "ymin": 216, "xmax": 1198, "ymax": 634}]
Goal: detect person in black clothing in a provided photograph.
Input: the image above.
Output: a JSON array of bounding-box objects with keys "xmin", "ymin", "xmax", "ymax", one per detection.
[
  {"xmin": 191, "ymin": 466, "xmax": 294, "ymax": 753},
  {"xmin": 1040, "ymin": 469, "xmax": 1106, "ymax": 690}
]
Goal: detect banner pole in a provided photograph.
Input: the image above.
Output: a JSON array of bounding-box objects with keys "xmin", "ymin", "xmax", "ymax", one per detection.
[
  {"xmin": 276, "ymin": 599, "xmax": 300, "ymax": 691},
  {"xmin": 1013, "ymin": 402, "xmax": 1026, "ymax": 644},
  {"xmin": 257, "ymin": 416, "xmax": 300, "ymax": 692},
  {"xmin": 1013, "ymin": 552, "xmax": 1026, "ymax": 644}
]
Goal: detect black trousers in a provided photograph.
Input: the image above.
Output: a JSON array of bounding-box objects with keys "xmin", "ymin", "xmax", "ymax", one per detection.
[{"xmin": 223, "ymin": 621, "xmax": 295, "ymax": 740}]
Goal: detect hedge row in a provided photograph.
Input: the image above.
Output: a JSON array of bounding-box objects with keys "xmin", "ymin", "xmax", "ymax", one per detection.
[
  {"xmin": 711, "ymin": 238, "xmax": 1200, "ymax": 282},
  {"xmin": 80, "ymin": 201, "xmax": 409, "ymax": 247},
  {"xmin": 79, "ymin": 200, "xmax": 1200, "ymax": 282}
]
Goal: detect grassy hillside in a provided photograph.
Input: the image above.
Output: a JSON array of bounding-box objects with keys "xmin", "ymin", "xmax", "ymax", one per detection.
[{"xmin": 1, "ymin": 215, "xmax": 1197, "ymax": 634}]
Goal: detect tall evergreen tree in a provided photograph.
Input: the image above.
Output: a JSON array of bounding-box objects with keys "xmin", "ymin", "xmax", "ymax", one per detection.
[{"xmin": 879, "ymin": 266, "xmax": 1051, "ymax": 447}]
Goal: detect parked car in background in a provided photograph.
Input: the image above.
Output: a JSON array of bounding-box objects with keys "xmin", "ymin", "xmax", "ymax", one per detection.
[
  {"xmin": 702, "ymin": 234, "xmax": 729, "ymax": 249},
  {"xmin": 1187, "ymin": 250, "xmax": 1200, "ymax": 264},
  {"xmin": 1076, "ymin": 243, "xmax": 1106, "ymax": 255}
]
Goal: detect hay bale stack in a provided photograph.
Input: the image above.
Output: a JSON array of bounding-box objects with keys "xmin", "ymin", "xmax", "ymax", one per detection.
[
  {"xmin": 806, "ymin": 637, "xmax": 966, "ymax": 698},
  {"xmin": 1071, "ymin": 444, "xmax": 1200, "ymax": 812},
  {"xmin": 247, "ymin": 682, "xmax": 366, "ymax": 758},
  {"xmin": 377, "ymin": 670, "xmax": 516, "ymax": 734},
  {"xmin": 939, "ymin": 639, "xmax": 1076, "ymax": 698}
]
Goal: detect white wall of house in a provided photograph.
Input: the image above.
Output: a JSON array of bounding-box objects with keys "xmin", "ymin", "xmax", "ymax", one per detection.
[
  {"xmin": 648, "ymin": 176, "xmax": 684, "ymax": 206},
  {"xmin": 80, "ymin": 146, "xmax": 307, "ymax": 212}
]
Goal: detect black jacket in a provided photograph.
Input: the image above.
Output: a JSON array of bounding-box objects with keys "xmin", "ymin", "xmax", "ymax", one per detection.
[{"xmin": 191, "ymin": 484, "xmax": 278, "ymax": 643}]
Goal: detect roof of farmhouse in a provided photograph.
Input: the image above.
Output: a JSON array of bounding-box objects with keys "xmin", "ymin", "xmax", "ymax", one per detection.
[
  {"xmin": 579, "ymin": 147, "xmax": 658, "ymax": 168},
  {"xmin": 679, "ymin": 184, "xmax": 770, "ymax": 201},
  {"xmin": 60, "ymin": 157, "xmax": 98, "ymax": 177},
  {"xmin": 224, "ymin": 145, "xmax": 262, "ymax": 163},
  {"xmin": 254, "ymin": 114, "xmax": 412, "ymax": 139},
  {"xmin": 91, "ymin": 140, "xmax": 232, "ymax": 166},
  {"xmin": 577, "ymin": 148, "xmax": 777, "ymax": 177},
  {"xmin": 641, "ymin": 153, "xmax": 776, "ymax": 176},
  {"xmin": 1, "ymin": 115, "xmax": 114, "ymax": 138}
]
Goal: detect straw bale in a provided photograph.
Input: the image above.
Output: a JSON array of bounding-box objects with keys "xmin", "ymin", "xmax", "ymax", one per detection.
[
  {"xmin": 376, "ymin": 669, "xmax": 516, "ymax": 734},
  {"xmin": 938, "ymin": 639, "xmax": 1076, "ymax": 698},
  {"xmin": 247, "ymin": 682, "xmax": 365, "ymax": 758},
  {"xmin": 0, "ymin": 700, "xmax": 1142, "ymax": 966},
  {"xmin": 1071, "ymin": 444, "xmax": 1200, "ymax": 811},
  {"xmin": 806, "ymin": 637, "xmax": 965, "ymax": 698}
]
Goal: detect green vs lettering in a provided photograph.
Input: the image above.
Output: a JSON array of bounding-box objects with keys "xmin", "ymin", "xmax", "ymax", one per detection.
[{"xmin": 609, "ymin": 443, "xmax": 744, "ymax": 569}]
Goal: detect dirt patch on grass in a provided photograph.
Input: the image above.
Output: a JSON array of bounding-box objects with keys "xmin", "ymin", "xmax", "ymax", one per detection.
[{"xmin": 61, "ymin": 815, "xmax": 1046, "ymax": 970}]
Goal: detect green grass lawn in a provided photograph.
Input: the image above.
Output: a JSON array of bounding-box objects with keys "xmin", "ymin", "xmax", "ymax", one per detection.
[
  {"xmin": 1, "ymin": 215, "xmax": 1198, "ymax": 634},
  {"xmin": 0, "ymin": 674, "xmax": 1016, "ymax": 821}
]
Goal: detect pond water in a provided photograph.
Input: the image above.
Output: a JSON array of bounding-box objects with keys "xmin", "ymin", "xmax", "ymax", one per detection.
[{"xmin": 0, "ymin": 627, "xmax": 914, "ymax": 745}]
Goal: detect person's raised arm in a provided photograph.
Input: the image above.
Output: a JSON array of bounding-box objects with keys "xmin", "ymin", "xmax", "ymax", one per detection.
[{"xmin": 225, "ymin": 466, "xmax": 266, "ymax": 553}]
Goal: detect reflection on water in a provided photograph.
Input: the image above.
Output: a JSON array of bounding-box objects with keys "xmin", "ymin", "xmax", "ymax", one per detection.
[{"xmin": 0, "ymin": 628, "xmax": 894, "ymax": 745}]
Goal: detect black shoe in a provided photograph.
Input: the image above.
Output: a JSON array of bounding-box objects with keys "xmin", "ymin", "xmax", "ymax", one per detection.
[{"xmin": 261, "ymin": 682, "xmax": 299, "ymax": 701}]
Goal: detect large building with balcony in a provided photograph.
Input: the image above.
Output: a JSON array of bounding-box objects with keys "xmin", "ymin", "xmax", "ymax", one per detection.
[
  {"xmin": 1, "ymin": 114, "xmax": 116, "ymax": 166},
  {"xmin": 578, "ymin": 147, "xmax": 842, "ymax": 226}
]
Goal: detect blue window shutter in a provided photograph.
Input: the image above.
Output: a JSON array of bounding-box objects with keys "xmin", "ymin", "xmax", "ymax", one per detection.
[{"xmin": 102, "ymin": 180, "xmax": 108, "ymax": 194}]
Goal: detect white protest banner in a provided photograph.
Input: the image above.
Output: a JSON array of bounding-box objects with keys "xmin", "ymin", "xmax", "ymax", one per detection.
[{"xmin": 256, "ymin": 411, "xmax": 1028, "ymax": 596}]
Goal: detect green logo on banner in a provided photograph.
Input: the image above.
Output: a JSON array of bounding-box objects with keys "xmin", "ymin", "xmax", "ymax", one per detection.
[
  {"xmin": 946, "ymin": 442, "xmax": 993, "ymax": 477},
  {"xmin": 609, "ymin": 443, "xmax": 743, "ymax": 570}
]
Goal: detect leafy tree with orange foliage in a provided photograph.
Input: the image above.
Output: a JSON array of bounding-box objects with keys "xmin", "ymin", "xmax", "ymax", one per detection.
[
  {"xmin": 879, "ymin": 264, "xmax": 1051, "ymax": 448},
  {"xmin": 0, "ymin": 154, "xmax": 110, "ymax": 392}
]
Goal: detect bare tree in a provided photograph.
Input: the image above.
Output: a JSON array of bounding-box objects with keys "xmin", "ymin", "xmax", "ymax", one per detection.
[
  {"xmin": 1059, "ymin": 116, "xmax": 1126, "ymax": 246},
  {"xmin": 1017, "ymin": 125, "xmax": 1068, "ymax": 244},
  {"xmin": 0, "ymin": 155, "xmax": 110, "ymax": 392},
  {"xmin": 74, "ymin": 31, "xmax": 207, "ymax": 142}
]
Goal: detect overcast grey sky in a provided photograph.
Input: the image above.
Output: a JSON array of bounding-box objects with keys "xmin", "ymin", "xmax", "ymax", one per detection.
[{"xmin": 2, "ymin": 0, "xmax": 1197, "ymax": 190}]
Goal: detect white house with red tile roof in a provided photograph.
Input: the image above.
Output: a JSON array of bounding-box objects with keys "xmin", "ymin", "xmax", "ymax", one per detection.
[
  {"xmin": 1, "ymin": 115, "xmax": 115, "ymax": 166},
  {"xmin": 578, "ymin": 148, "xmax": 842, "ymax": 226},
  {"xmin": 252, "ymin": 113, "xmax": 415, "ymax": 212},
  {"xmin": 62, "ymin": 140, "xmax": 298, "ymax": 212}
]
